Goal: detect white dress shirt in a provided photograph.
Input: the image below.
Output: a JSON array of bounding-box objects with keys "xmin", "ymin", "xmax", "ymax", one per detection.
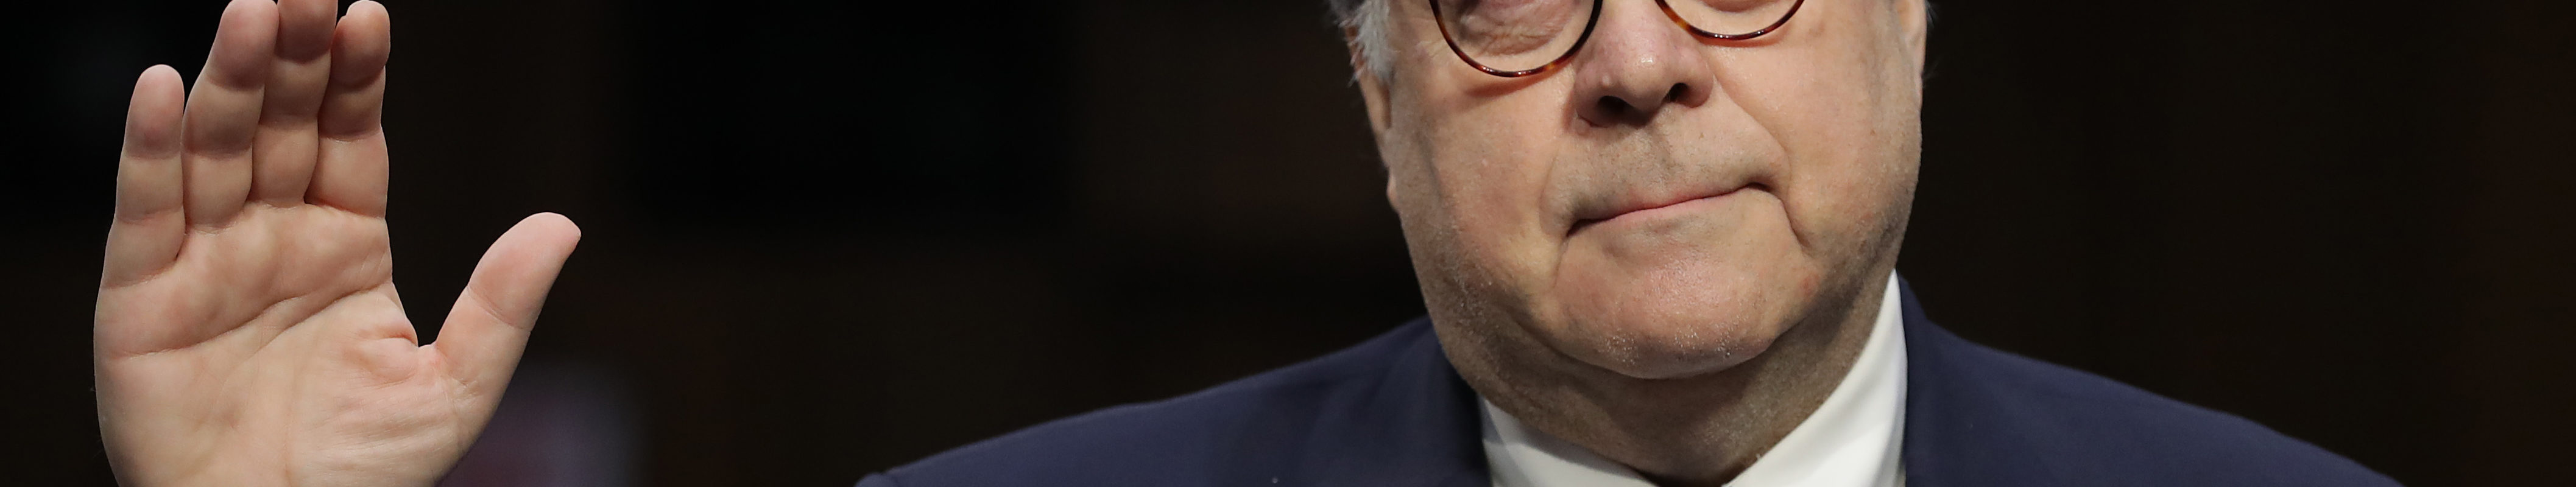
[{"xmin": 1480, "ymin": 273, "xmax": 1909, "ymax": 487}]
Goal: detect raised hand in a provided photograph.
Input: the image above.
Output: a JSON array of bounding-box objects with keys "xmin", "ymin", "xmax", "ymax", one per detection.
[{"xmin": 92, "ymin": 1, "xmax": 580, "ymax": 485}]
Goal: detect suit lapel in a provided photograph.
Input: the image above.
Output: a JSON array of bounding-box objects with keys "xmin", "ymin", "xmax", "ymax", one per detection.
[
  {"xmin": 1306, "ymin": 319, "xmax": 1493, "ymax": 487},
  {"xmin": 1897, "ymin": 278, "xmax": 2053, "ymax": 487}
]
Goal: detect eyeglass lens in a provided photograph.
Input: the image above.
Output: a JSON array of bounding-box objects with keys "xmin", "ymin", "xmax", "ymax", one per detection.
[{"xmin": 1434, "ymin": 0, "xmax": 1801, "ymax": 74}]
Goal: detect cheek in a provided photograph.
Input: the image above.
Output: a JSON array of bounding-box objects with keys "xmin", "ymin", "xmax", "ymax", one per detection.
[
  {"xmin": 1410, "ymin": 84, "xmax": 1576, "ymax": 279},
  {"xmin": 1724, "ymin": 17, "xmax": 1913, "ymax": 250}
]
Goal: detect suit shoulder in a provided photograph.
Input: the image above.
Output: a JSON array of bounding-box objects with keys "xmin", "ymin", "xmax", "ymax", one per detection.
[
  {"xmin": 1918, "ymin": 329, "xmax": 2399, "ymax": 486},
  {"xmin": 873, "ymin": 320, "xmax": 1442, "ymax": 486}
]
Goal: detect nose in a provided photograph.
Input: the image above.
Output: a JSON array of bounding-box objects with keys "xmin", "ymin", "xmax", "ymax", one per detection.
[{"xmin": 1569, "ymin": 1, "xmax": 1717, "ymax": 127}]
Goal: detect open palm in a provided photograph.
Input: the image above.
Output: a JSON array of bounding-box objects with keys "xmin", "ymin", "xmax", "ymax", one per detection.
[{"xmin": 91, "ymin": 1, "xmax": 579, "ymax": 486}]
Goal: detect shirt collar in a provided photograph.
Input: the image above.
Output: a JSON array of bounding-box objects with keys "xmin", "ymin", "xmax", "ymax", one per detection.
[{"xmin": 1478, "ymin": 273, "xmax": 1910, "ymax": 487}]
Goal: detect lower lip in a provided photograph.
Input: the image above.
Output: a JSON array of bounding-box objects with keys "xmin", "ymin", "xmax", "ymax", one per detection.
[{"xmin": 1573, "ymin": 191, "xmax": 1741, "ymax": 235}]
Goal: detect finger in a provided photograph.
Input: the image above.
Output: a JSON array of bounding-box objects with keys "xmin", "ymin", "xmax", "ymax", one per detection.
[
  {"xmin": 432, "ymin": 213, "xmax": 581, "ymax": 396},
  {"xmin": 103, "ymin": 66, "xmax": 189, "ymax": 288},
  {"xmin": 311, "ymin": 0, "xmax": 390, "ymax": 215},
  {"xmin": 181, "ymin": 0, "xmax": 278, "ymax": 226},
  {"xmin": 248, "ymin": 0, "xmax": 339, "ymax": 206}
]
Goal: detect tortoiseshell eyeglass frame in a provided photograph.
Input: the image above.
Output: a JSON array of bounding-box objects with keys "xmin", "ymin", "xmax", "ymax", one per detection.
[{"xmin": 1428, "ymin": 0, "xmax": 1808, "ymax": 77}]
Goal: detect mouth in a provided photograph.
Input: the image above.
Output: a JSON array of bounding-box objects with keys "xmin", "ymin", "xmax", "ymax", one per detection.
[{"xmin": 1568, "ymin": 183, "xmax": 1766, "ymax": 236}]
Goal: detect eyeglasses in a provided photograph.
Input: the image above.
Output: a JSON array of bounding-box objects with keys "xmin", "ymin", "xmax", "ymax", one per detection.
[{"xmin": 1428, "ymin": 0, "xmax": 1805, "ymax": 77}]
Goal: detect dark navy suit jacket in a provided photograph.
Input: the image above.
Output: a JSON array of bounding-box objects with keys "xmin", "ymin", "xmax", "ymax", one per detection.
[{"xmin": 858, "ymin": 282, "xmax": 2398, "ymax": 486}]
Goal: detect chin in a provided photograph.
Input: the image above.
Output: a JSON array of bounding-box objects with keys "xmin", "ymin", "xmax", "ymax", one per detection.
[
  {"xmin": 1548, "ymin": 292, "xmax": 1804, "ymax": 380},
  {"xmin": 1574, "ymin": 315, "xmax": 1782, "ymax": 379},
  {"xmin": 1542, "ymin": 256, "xmax": 1821, "ymax": 380},
  {"xmin": 1535, "ymin": 211, "xmax": 1824, "ymax": 379}
]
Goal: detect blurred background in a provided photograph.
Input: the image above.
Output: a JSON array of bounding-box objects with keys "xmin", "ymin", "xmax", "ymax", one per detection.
[{"xmin": 5, "ymin": 0, "xmax": 2570, "ymax": 485}]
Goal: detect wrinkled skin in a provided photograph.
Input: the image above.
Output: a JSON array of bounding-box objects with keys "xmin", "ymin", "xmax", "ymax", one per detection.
[{"xmin": 1352, "ymin": 0, "xmax": 1929, "ymax": 483}]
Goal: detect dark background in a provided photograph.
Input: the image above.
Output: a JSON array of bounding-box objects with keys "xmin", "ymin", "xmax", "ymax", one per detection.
[{"xmin": 5, "ymin": 0, "xmax": 2570, "ymax": 485}]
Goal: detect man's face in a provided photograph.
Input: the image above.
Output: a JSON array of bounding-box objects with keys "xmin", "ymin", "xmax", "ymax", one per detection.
[{"xmin": 1362, "ymin": 0, "xmax": 1928, "ymax": 379}]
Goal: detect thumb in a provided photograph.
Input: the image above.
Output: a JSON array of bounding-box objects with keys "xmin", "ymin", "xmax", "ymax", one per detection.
[{"xmin": 432, "ymin": 212, "xmax": 581, "ymax": 397}]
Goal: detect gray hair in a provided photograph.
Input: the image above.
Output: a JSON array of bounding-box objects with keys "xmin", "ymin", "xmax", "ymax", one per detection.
[{"xmin": 1326, "ymin": 0, "xmax": 1395, "ymax": 81}]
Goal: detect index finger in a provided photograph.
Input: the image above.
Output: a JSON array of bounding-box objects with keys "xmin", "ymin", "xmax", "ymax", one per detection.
[{"xmin": 104, "ymin": 66, "xmax": 189, "ymax": 289}]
